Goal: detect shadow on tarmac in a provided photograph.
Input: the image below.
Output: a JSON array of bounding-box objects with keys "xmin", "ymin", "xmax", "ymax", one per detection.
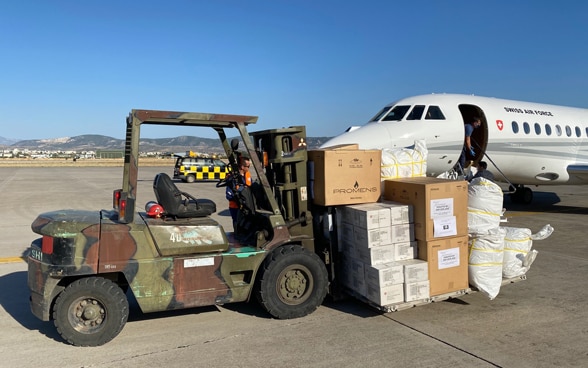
[
  {"xmin": 0, "ymin": 271, "xmax": 63, "ymax": 342},
  {"xmin": 504, "ymin": 191, "xmax": 588, "ymax": 215}
]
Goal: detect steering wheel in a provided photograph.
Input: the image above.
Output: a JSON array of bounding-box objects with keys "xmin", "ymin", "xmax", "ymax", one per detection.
[{"xmin": 216, "ymin": 177, "xmax": 229, "ymax": 188}]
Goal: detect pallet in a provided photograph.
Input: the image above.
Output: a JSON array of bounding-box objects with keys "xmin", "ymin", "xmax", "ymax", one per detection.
[{"xmin": 346, "ymin": 275, "xmax": 527, "ymax": 313}]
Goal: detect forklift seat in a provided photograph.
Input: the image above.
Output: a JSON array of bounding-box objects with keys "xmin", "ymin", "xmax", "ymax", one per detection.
[{"xmin": 153, "ymin": 173, "xmax": 216, "ymax": 218}]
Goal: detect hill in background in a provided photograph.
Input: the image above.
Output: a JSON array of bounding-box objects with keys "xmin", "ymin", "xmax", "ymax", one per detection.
[{"xmin": 9, "ymin": 134, "xmax": 333, "ymax": 153}]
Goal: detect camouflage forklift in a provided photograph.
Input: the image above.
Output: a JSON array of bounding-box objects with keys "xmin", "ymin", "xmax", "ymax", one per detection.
[{"xmin": 27, "ymin": 110, "xmax": 334, "ymax": 346}]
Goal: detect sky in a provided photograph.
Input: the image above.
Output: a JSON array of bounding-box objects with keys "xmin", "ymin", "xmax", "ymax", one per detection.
[{"xmin": 1, "ymin": 0, "xmax": 587, "ymax": 141}]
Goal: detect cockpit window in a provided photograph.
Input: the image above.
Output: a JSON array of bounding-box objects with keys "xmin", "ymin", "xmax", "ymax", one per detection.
[
  {"xmin": 381, "ymin": 105, "xmax": 411, "ymax": 121},
  {"xmin": 425, "ymin": 106, "xmax": 446, "ymax": 120},
  {"xmin": 370, "ymin": 107, "xmax": 392, "ymax": 122},
  {"xmin": 406, "ymin": 105, "xmax": 425, "ymax": 120}
]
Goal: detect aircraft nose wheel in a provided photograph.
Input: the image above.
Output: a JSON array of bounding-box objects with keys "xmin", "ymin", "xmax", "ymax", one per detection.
[{"xmin": 509, "ymin": 185, "xmax": 533, "ymax": 204}]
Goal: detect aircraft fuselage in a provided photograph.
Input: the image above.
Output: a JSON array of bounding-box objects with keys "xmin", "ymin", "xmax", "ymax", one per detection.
[{"xmin": 321, "ymin": 94, "xmax": 588, "ymax": 186}]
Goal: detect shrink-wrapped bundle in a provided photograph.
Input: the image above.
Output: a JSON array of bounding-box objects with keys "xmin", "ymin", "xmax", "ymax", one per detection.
[
  {"xmin": 381, "ymin": 140, "xmax": 427, "ymax": 180},
  {"xmin": 468, "ymin": 227, "xmax": 506, "ymax": 300},
  {"xmin": 468, "ymin": 177, "xmax": 503, "ymax": 234},
  {"xmin": 502, "ymin": 224, "xmax": 553, "ymax": 278}
]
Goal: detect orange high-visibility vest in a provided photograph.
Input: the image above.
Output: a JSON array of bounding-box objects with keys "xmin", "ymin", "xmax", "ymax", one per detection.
[{"xmin": 228, "ymin": 171, "xmax": 252, "ymax": 208}]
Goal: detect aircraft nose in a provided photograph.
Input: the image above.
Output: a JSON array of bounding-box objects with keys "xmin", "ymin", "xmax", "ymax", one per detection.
[{"xmin": 320, "ymin": 123, "xmax": 393, "ymax": 149}]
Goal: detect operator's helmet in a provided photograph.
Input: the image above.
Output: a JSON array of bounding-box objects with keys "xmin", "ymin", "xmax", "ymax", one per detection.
[{"xmin": 145, "ymin": 201, "xmax": 164, "ymax": 218}]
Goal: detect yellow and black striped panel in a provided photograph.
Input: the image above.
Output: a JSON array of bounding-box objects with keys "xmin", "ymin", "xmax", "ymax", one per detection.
[{"xmin": 181, "ymin": 165, "xmax": 228, "ymax": 180}]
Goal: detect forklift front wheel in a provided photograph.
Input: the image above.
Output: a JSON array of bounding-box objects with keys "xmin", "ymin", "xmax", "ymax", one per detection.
[{"xmin": 255, "ymin": 244, "xmax": 328, "ymax": 319}]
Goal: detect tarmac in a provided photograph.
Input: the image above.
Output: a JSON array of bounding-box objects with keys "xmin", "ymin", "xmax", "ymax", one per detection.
[{"xmin": 0, "ymin": 166, "xmax": 587, "ymax": 368}]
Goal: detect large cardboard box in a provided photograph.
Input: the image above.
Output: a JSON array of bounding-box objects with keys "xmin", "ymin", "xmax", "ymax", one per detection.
[
  {"xmin": 383, "ymin": 177, "xmax": 468, "ymax": 240},
  {"xmin": 417, "ymin": 235, "xmax": 469, "ymax": 296},
  {"xmin": 309, "ymin": 148, "xmax": 381, "ymax": 206}
]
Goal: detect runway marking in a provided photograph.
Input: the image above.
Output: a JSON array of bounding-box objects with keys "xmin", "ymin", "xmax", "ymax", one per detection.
[{"xmin": 0, "ymin": 257, "xmax": 25, "ymax": 264}]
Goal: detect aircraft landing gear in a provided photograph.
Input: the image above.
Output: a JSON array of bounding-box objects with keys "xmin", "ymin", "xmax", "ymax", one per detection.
[{"xmin": 509, "ymin": 184, "xmax": 533, "ymax": 204}]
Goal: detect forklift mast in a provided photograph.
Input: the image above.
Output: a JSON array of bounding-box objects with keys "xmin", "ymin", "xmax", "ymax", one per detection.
[{"xmin": 250, "ymin": 126, "xmax": 313, "ymax": 250}]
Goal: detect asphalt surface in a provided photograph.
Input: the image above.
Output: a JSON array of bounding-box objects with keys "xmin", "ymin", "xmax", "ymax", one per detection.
[{"xmin": 0, "ymin": 166, "xmax": 587, "ymax": 368}]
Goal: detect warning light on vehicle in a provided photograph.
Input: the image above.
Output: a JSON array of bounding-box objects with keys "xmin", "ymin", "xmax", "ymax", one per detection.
[
  {"xmin": 113, "ymin": 189, "xmax": 122, "ymax": 209},
  {"xmin": 41, "ymin": 235, "xmax": 54, "ymax": 255}
]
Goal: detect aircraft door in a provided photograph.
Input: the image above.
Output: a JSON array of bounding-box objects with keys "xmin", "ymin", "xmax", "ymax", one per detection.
[{"xmin": 458, "ymin": 104, "xmax": 488, "ymax": 164}]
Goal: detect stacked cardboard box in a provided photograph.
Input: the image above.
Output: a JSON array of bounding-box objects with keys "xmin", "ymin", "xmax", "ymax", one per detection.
[
  {"xmin": 308, "ymin": 146, "xmax": 381, "ymax": 206},
  {"xmin": 339, "ymin": 201, "xmax": 430, "ymax": 306},
  {"xmin": 384, "ymin": 177, "xmax": 469, "ymax": 297}
]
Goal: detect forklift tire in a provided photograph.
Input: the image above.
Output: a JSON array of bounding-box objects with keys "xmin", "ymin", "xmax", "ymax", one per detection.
[
  {"xmin": 53, "ymin": 277, "xmax": 129, "ymax": 347},
  {"xmin": 255, "ymin": 244, "xmax": 328, "ymax": 319}
]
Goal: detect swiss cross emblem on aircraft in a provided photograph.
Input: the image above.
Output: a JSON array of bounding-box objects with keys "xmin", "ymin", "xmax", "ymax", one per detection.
[{"xmin": 496, "ymin": 120, "xmax": 504, "ymax": 131}]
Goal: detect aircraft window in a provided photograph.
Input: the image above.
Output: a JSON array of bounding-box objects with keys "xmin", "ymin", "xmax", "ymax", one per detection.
[
  {"xmin": 512, "ymin": 121, "xmax": 519, "ymax": 133},
  {"xmin": 523, "ymin": 122, "xmax": 530, "ymax": 134},
  {"xmin": 406, "ymin": 105, "xmax": 425, "ymax": 120},
  {"xmin": 534, "ymin": 123, "xmax": 541, "ymax": 135},
  {"xmin": 545, "ymin": 124, "xmax": 552, "ymax": 136},
  {"xmin": 425, "ymin": 106, "xmax": 445, "ymax": 120},
  {"xmin": 555, "ymin": 125, "xmax": 562, "ymax": 136},
  {"xmin": 381, "ymin": 105, "xmax": 411, "ymax": 121},
  {"xmin": 370, "ymin": 107, "xmax": 392, "ymax": 122},
  {"xmin": 576, "ymin": 126, "xmax": 581, "ymax": 137},
  {"xmin": 585, "ymin": 127, "xmax": 588, "ymax": 137},
  {"xmin": 565, "ymin": 126, "xmax": 572, "ymax": 137}
]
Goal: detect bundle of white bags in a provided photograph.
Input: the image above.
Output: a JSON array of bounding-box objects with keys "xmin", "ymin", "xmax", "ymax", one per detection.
[
  {"xmin": 468, "ymin": 227, "xmax": 506, "ymax": 300},
  {"xmin": 467, "ymin": 177, "xmax": 553, "ymax": 299},
  {"xmin": 502, "ymin": 224, "xmax": 553, "ymax": 279},
  {"xmin": 381, "ymin": 140, "xmax": 427, "ymax": 180}
]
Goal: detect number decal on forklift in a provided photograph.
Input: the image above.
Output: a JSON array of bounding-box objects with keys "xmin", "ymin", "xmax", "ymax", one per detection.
[{"xmin": 169, "ymin": 229, "xmax": 214, "ymax": 245}]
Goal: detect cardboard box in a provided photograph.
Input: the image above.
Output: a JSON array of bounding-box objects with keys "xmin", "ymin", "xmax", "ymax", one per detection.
[
  {"xmin": 364, "ymin": 263, "xmax": 404, "ymax": 287},
  {"xmin": 357, "ymin": 243, "xmax": 396, "ymax": 265},
  {"xmin": 341, "ymin": 255, "xmax": 366, "ymax": 296},
  {"xmin": 394, "ymin": 241, "xmax": 418, "ymax": 261},
  {"xmin": 417, "ymin": 235, "xmax": 469, "ymax": 296},
  {"xmin": 339, "ymin": 222, "xmax": 356, "ymax": 254},
  {"xmin": 404, "ymin": 280, "xmax": 430, "ymax": 302},
  {"xmin": 391, "ymin": 223, "xmax": 415, "ymax": 243},
  {"xmin": 398, "ymin": 259, "xmax": 429, "ymax": 283},
  {"xmin": 343, "ymin": 203, "xmax": 391, "ymax": 229},
  {"xmin": 379, "ymin": 201, "xmax": 414, "ymax": 225},
  {"xmin": 309, "ymin": 148, "xmax": 381, "ymax": 206},
  {"xmin": 353, "ymin": 226, "xmax": 391, "ymax": 248},
  {"xmin": 383, "ymin": 177, "xmax": 468, "ymax": 240},
  {"xmin": 366, "ymin": 283, "xmax": 404, "ymax": 306}
]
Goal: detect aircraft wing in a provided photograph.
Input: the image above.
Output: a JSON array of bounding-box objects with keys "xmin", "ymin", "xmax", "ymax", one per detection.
[{"xmin": 567, "ymin": 165, "xmax": 588, "ymax": 182}]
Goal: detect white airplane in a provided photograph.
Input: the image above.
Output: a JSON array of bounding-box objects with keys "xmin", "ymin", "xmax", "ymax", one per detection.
[{"xmin": 320, "ymin": 93, "xmax": 588, "ymax": 203}]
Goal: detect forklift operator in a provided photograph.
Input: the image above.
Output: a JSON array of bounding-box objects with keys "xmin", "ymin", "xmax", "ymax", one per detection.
[{"xmin": 226, "ymin": 156, "xmax": 252, "ymax": 228}]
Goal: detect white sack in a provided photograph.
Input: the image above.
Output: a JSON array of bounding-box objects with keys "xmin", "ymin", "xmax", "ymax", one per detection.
[
  {"xmin": 381, "ymin": 140, "xmax": 427, "ymax": 180},
  {"xmin": 468, "ymin": 177, "xmax": 503, "ymax": 235},
  {"xmin": 502, "ymin": 224, "xmax": 553, "ymax": 278},
  {"xmin": 468, "ymin": 227, "xmax": 505, "ymax": 300}
]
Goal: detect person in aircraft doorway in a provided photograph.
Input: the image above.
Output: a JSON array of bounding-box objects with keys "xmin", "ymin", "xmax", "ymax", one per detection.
[{"xmin": 459, "ymin": 116, "xmax": 482, "ymax": 172}]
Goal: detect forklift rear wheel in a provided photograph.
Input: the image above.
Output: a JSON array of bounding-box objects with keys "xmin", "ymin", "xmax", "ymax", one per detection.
[
  {"xmin": 255, "ymin": 244, "xmax": 328, "ymax": 319},
  {"xmin": 53, "ymin": 277, "xmax": 129, "ymax": 346}
]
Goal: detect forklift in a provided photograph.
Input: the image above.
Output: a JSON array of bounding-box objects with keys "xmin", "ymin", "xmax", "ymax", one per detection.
[{"xmin": 27, "ymin": 110, "xmax": 339, "ymax": 346}]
